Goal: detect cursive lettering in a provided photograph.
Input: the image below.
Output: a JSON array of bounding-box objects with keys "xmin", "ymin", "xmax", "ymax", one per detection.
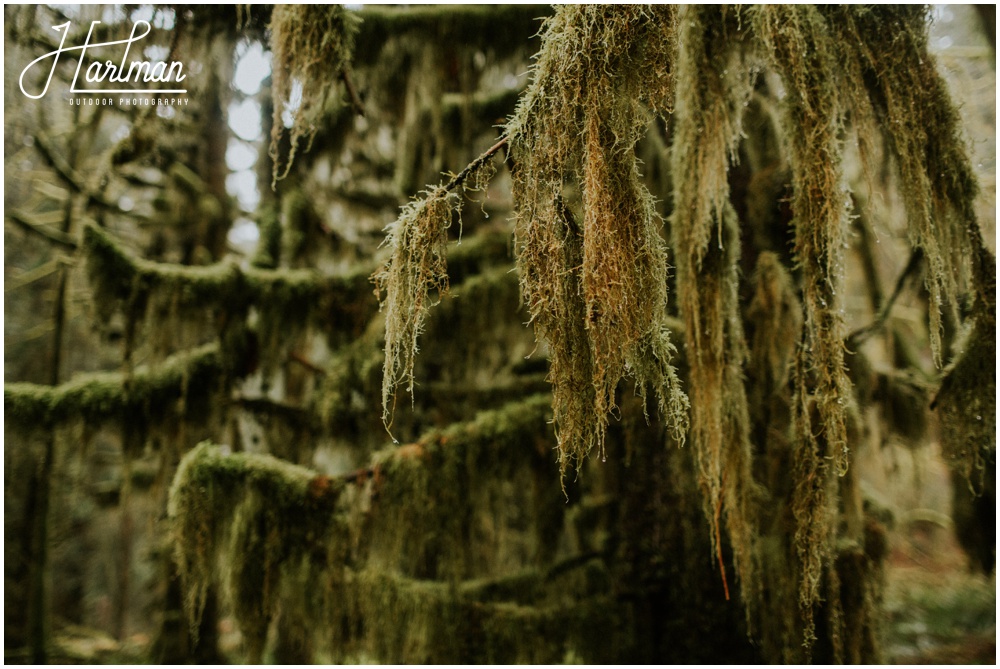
[{"xmin": 19, "ymin": 20, "xmax": 186, "ymax": 99}]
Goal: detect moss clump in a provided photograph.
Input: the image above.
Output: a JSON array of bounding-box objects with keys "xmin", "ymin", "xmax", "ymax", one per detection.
[
  {"xmin": 360, "ymin": 394, "xmax": 558, "ymax": 581},
  {"xmin": 373, "ymin": 147, "xmax": 501, "ymax": 437},
  {"xmin": 251, "ymin": 206, "xmax": 281, "ymax": 270},
  {"xmin": 752, "ymin": 7, "xmax": 854, "ymax": 645},
  {"xmin": 168, "ymin": 442, "xmax": 347, "ymax": 661},
  {"xmin": 505, "ymin": 5, "xmax": 688, "ymax": 479},
  {"xmin": 269, "ymin": 4, "xmax": 360, "ymax": 184},
  {"xmin": 823, "ymin": 6, "xmax": 985, "ymax": 367},
  {"xmin": 373, "ymin": 194, "xmax": 456, "ymax": 434}
]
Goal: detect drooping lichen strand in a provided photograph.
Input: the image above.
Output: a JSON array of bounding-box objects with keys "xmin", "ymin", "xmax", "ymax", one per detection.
[
  {"xmin": 789, "ymin": 352, "xmax": 836, "ymax": 649},
  {"xmin": 167, "ymin": 442, "xmax": 346, "ymax": 659},
  {"xmin": 753, "ymin": 5, "xmax": 851, "ymax": 477},
  {"xmin": 373, "ymin": 194, "xmax": 455, "ymax": 435},
  {"xmin": 935, "ymin": 259, "xmax": 996, "ymax": 494},
  {"xmin": 506, "ymin": 5, "xmax": 688, "ymax": 477},
  {"xmin": 752, "ymin": 6, "xmax": 853, "ymax": 650},
  {"xmin": 269, "ymin": 4, "xmax": 360, "ymax": 184},
  {"xmin": 824, "ymin": 6, "xmax": 983, "ymax": 366},
  {"xmin": 670, "ymin": 6, "xmax": 758, "ymax": 614}
]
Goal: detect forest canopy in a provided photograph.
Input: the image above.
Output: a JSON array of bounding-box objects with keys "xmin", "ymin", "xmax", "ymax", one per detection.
[{"xmin": 4, "ymin": 3, "xmax": 996, "ymax": 664}]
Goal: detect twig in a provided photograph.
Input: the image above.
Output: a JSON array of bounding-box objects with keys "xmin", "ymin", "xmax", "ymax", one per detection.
[
  {"xmin": 6, "ymin": 256, "xmax": 74, "ymax": 293},
  {"xmin": 847, "ymin": 248, "xmax": 924, "ymax": 349},
  {"xmin": 339, "ymin": 68, "xmax": 366, "ymax": 117},
  {"xmin": 288, "ymin": 351, "xmax": 328, "ymax": 376},
  {"xmin": 440, "ymin": 135, "xmax": 509, "ymax": 195},
  {"xmin": 33, "ymin": 134, "xmax": 117, "ymax": 211},
  {"xmin": 7, "ymin": 211, "xmax": 78, "ymax": 250}
]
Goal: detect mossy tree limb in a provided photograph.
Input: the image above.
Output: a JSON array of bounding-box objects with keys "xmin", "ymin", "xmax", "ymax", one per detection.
[
  {"xmin": 168, "ymin": 442, "xmax": 347, "ymax": 661},
  {"xmin": 82, "ymin": 223, "xmax": 377, "ymax": 375},
  {"xmin": 5, "ymin": 342, "xmax": 236, "ymax": 445}
]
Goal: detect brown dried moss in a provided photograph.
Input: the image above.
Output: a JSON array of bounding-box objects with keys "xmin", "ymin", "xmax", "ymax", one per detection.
[
  {"xmin": 670, "ymin": 5, "xmax": 758, "ymax": 613},
  {"xmin": 505, "ymin": 5, "xmax": 688, "ymax": 478}
]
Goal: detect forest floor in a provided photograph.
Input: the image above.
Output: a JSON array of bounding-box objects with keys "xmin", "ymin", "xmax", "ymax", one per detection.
[{"xmin": 884, "ymin": 523, "xmax": 996, "ymax": 664}]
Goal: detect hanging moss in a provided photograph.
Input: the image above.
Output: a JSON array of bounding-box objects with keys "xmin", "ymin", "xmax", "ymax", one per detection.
[
  {"xmin": 823, "ymin": 6, "xmax": 985, "ymax": 367},
  {"xmin": 360, "ymin": 394, "xmax": 558, "ymax": 581},
  {"xmin": 670, "ymin": 5, "xmax": 759, "ymax": 614},
  {"xmin": 746, "ymin": 252, "xmax": 802, "ymax": 400},
  {"xmin": 168, "ymin": 442, "xmax": 347, "ymax": 660},
  {"xmin": 373, "ymin": 149, "xmax": 501, "ymax": 436},
  {"xmin": 751, "ymin": 7, "xmax": 855, "ymax": 647},
  {"xmin": 935, "ymin": 304, "xmax": 996, "ymax": 494},
  {"xmin": 269, "ymin": 5, "xmax": 360, "ymax": 184},
  {"xmin": 338, "ymin": 567, "xmax": 622, "ymax": 664},
  {"xmin": 505, "ymin": 5, "xmax": 688, "ymax": 479}
]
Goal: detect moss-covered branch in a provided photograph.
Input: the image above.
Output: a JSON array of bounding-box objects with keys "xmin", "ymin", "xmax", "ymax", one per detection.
[
  {"xmin": 353, "ymin": 5, "xmax": 552, "ymax": 61},
  {"xmin": 5, "ymin": 342, "xmax": 231, "ymax": 429},
  {"xmin": 82, "ymin": 222, "xmax": 379, "ymax": 372},
  {"xmin": 168, "ymin": 442, "xmax": 347, "ymax": 661}
]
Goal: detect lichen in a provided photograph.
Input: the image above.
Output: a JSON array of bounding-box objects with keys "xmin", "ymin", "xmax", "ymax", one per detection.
[
  {"xmin": 505, "ymin": 5, "xmax": 688, "ymax": 479},
  {"xmin": 823, "ymin": 5, "xmax": 985, "ymax": 367},
  {"xmin": 751, "ymin": 7, "xmax": 854, "ymax": 646},
  {"xmin": 670, "ymin": 5, "xmax": 758, "ymax": 613},
  {"xmin": 372, "ymin": 152, "xmax": 503, "ymax": 437},
  {"xmin": 269, "ymin": 4, "xmax": 360, "ymax": 184}
]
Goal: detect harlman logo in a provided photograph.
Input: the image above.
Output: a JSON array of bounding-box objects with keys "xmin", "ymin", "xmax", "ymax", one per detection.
[{"xmin": 19, "ymin": 20, "xmax": 189, "ymax": 107}]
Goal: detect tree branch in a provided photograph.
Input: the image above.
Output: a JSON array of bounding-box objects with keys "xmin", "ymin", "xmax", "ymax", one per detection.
[
  {"xmin": 847, "ymin": 248, "xmax": 924, "ymax": 349},
  {"xmin": 339, "ymin": 68, "xmax": 366, "ymax": 117},
  {"xmin": 6, "ymin": 211, "xmax": 78, "ymax": 250},
  {"xmin": 439, "ymin": 136, "xmax": 509, "ymax": 194}
]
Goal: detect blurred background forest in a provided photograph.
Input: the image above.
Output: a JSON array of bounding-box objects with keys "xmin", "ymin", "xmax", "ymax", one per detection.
[{"xmin": 3, "ymin": 4, "xmax": 996, "ymax": 664}]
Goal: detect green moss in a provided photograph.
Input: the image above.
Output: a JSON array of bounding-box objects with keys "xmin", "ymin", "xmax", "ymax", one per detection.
[
  {"xmin": 353, "ymin": 5, "xmax": 551, "ymax": 63},
  {"xmin": 670, "ymin": 7, "xmax": 759, "ymax": 618},
  {"xmin": 505, "ymin": 5, "xmax": 688, "ymax": 478},
  {"xmin": 168, "ymin": 442, "xmax": 347, "ymax": 656},
  {"xmin": 82, "ymin": 223, "xmax": 377, "ymax": 374},
  {"xmin": 5, "ymin": 343, "xmax": 230, "ymax": 431},
  {"xmin": 251, "ymin": 207, "xmax": 281, "ymax": 270},
  {"xmin": 269, "ymin": 5, "xmax": 360, "ymax": 184},
  {"xmin": 823, "ymin": 6, "xmax": 985, "ymax": 366},
  {"xmin": 361, "ymin": 394, "xmax": 557, "ymax": 580}
]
